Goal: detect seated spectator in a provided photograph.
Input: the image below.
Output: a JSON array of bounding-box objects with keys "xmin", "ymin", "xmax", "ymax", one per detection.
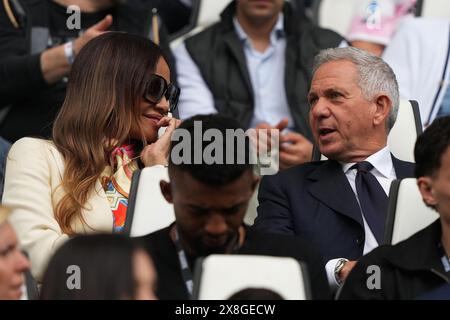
[
  {"xmin": 3, "ymin": 32, "xmax": 180, "ymax": 283},
  {"xmin": 348, "ymin": 0, "xmax": 416, "ymax": 56},
  {"xmin": 174, "ymin": 0, "xmax": 344, "ymax": 169},
  {"xmin": 253, "ymin": 47, "xmax": 415, "ymax": 290},
  {"xmin": 137, "ymin": 114, "xmax": 330, "ymax": 300},
  {"xmin": 0, "ymin": 0, "xmax": 174, "ymax": 142},
  {"xmin": 339, "ymin": 116, "xmax": 450, "ymax": 300},
  {"xmin": 0, "ymin": 206, "xmax": 30, "ymax": 300},
  {"xmin": 40, "ymin": 234, "xmax": 157, "ymax": 300},
  {"xmin": 382, "ymin": 17, "xmax": 450, "ymax": 126},
  {"xmin": 228, "ymin": 287, "xmax": 284, "ymax": 300}
]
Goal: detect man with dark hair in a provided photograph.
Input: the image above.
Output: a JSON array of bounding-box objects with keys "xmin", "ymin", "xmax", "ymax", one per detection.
[
  {"xmin": 339, "ymin": 116, "xmax": 450, "ymax": 299},
  {"xmin": 137, "ymin": 114, "xmax": 330, "ymax": 300}
]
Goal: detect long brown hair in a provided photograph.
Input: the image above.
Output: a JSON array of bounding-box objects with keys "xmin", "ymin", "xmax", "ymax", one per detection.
[{"xmin": 53, "ymin": 32, "xmax": 163, "ymax": 235}]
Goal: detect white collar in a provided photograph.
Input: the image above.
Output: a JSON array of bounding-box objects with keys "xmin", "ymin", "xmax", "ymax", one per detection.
[{"xmin": 341, "ymin": 146, "xmax": 393, "ymax": 178}]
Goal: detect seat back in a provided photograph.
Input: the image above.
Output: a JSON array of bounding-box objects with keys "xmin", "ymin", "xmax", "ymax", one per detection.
[
  {"xmin": 170, "ymin": 0, "xmax": 233, "ymax": 49},
  {"xmin": 384, "ymin": 178, "xmax": 438, "ymax": 245},
  {"xmin": 312, "ymin": 100, "xmax": 422, "ymax": 162},
  {"xmin": 416, "ymin": 0, "xmax": 450, "ymax": 19},
  {"xmin": 194, "ymin": 254, "xmax": 311, "ymax": 300},
  {"xmin": 124, "ymin": 166, "xmax": 175, "ymax": 237},
  {"xmin": 387, "ymin": 100, "xmax": 423, "ymax": 162},
  {"xmin": 311, "ymin": 0, "xmax": 358, "ymax": 35}
]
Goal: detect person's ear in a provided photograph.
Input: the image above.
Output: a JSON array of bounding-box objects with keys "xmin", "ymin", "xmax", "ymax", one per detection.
[
  {"xmin": 417, "ymin": 176, "xmax": 437, "ymax": 207},
  {"xmin": 159, "ymin": 180, "xmax": 173, "ymax": 204},
  {"xmin": 250, "ymin": 175, "xmax": 260, "ymax": 193},
  {"xmin": 373, "ymin": 94, "xmax": 391, "ymax": 129}
]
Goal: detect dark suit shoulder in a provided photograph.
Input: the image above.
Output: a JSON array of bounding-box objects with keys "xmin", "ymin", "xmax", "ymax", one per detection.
[
  {"xmin": 391, "ymin": 156, "xmax": 415, "ymax": 178},
  {"xmin": 262, "ymin": 160, "xmax": 326, "ymax": 185}
]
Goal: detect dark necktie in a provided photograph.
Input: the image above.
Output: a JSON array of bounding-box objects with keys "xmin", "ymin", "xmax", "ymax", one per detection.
[{"xmin": 352, "ymin": 161, "xmax": 389, "ymax": 244}]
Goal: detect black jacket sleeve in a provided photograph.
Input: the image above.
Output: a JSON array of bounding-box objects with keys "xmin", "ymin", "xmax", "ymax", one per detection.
[{"xmin": 0, "ymin": 2, "xmax": 49, "ymax": 107}]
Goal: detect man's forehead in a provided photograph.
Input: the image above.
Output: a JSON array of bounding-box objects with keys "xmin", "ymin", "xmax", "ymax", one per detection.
[{"xmin": 310, "ymin": 61, "xmax": 359, "ymax": 92}]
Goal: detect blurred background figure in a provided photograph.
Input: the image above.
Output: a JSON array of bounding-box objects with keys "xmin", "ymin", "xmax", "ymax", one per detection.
[
  {"xmin": 347, "ymin": 0, "xmax": 416, "ymax": 56},
  {"xmin": 174, "ymin": 0, "xmax": 344, "ymax": 169},
  {"xmin": 40, "ymin": 234, "xmax": 157, "ymax": 300},
  {"xmin": 128, "ymin": 0, "xmax": 193, "ymax": 35},
  {"xmin": 0, "ymin": 206, "xmax": 30, "ymax": 300},
  {"xmin": 0, "ymin": 0, "xmax": 174, "ymax": 143},
  {"xmin": 3, "ymin": 32, "xmax": 179, "ymax": 283},
  {"xmin": 382, "ymin": 17, "xmax": 450, "ymax": 126}
]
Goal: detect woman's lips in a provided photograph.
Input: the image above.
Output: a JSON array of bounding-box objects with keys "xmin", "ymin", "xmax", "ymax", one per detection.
[{"xmin": 143, "ymin": 114, "xmax": 162, "ymax": 126}]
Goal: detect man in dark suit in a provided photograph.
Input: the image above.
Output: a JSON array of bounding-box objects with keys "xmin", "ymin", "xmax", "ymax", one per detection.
[{"xmin": 253, "ymin": 47, "xmax": 415, "ymax": 289}]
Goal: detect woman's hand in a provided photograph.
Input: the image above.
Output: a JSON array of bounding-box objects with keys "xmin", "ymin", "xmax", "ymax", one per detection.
[{"xmin": 140, "ymin": 117, "xmax": 181, "ymax": 167}]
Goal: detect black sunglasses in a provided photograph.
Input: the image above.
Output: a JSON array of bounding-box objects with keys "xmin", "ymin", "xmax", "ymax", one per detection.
[{"xmin": 143, "ymin": 74, "xmax": 180, "ymax": 113}]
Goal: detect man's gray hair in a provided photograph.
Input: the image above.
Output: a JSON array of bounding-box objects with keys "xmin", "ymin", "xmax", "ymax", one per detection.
[{"xmin": 312, "ymin": 47, "xmax": 399, "ymax": 131}]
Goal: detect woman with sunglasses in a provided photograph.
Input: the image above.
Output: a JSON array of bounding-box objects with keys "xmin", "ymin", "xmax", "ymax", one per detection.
[{"xmin": 2, "ymin": 32, "xmax": 180, "ymax": 283}]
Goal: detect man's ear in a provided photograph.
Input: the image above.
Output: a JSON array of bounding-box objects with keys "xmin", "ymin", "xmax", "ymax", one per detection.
[
  {"xmin": 373, "ymin": 94, "xmax": 392, "ymax": 129},
  {"xmin": 250, "ymin": 175, "xmax": 260, "ymax": 193},
  {"xmin": 417, "ymin": 176, "xmax": 437, "ymax": 207},
  {"xmin": 160, "ymin": 180, "xmax": 173, "ymax": 204}
]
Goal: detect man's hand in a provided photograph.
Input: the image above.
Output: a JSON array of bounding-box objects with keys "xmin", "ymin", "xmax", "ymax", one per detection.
[
  {"xmin": 140, "ymin": 117, "xmax": 181, "ymax": 167},
  {"xmin": 40, "ymin": 15, "xmax": 113, "ymax": 84},
  {"xmin": 279, "ymin": 132, "xmax": 313, "ymax": 170},
  {"xmin": 253, "ymin": 118, "xmax": 289, "ymax": 154},
  {"xmin": 339, "ymin": 260, "xmax": 357, "ymax": 283},
  {"xmin": 73, "ymin": 15, "xmax": 113, "ymax": 54}
]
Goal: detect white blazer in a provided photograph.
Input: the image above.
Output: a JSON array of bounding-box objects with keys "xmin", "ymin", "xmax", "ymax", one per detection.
[
  {"xmin": 383, "ymin": 17, "xmax": 450, "ymax": 126},
  {"xmin": 3, "ymin": 138, "xmax": 114, "ymax": 282}
]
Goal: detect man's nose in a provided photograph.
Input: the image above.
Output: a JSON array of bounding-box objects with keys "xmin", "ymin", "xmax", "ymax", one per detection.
[
  {"xmin": 310, "ymin": 97, "xmax": 331, "ymax": 119},
  {"xmin": 204, "ymin": 213, "xmax": 227, "ymax": 235}
]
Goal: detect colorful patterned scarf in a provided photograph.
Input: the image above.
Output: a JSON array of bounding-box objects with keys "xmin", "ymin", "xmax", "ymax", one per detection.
[{"xmin": 101, "ymin": 144, "xmax": 139, "ymax": 232}]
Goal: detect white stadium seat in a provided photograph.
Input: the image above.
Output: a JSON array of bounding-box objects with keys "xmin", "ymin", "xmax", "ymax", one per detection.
[{"xmin": 194, "ymin": 254, "xmax": 311, "ymax": 300}]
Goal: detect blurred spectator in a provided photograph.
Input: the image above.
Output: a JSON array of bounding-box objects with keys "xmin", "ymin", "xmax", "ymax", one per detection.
[
  {"xmin": 174, "ymin": 0, "xmax": 344, "ymax": 169},
  {"xmin": 228, "ymin": 287, "xmax": 284, "ymax": 300},
  {"xmin": 0, "ymin": 206, "xmax": 30, "ymax": 300},
  {"xmin": 0, "ymin": 0, "xmax": 174, "ymax": 142},
  {"xmin": 348, "ymin": 0, "xmax": 416, "ymax": 56},
  {"xmin": 3, "ymin": 32, "xmax": 180, "ymax": 283},
  {"xmin": 383, "ymin": 17, "xmax": 450, "ymax": 126},
  {"xmin": 137, "ymin": 114, "xmax": 330, "ymax": 300},
  {"xmin": 340, "ymin": 116, "xmax": 450, "ymax": 299},
  {"xmin": 40, "ymin": 234, "xmax": 157, "ymax": 300},
  {"xmin": 128, "ymin": 0, "xmax": 193, "ymax": 35}
]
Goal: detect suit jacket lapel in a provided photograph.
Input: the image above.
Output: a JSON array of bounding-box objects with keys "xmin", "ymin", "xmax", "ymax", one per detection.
[
  {"xmin": 307, "ymin": 160, "xmax": 364, "ymax": 227},
  {"xmin": 391, "ymin": 155, "xmax": 415, "ymax": 179}
]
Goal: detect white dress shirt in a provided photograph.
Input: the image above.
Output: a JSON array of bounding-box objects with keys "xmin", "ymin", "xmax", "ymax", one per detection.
[
  {"xmin": 174, "ymin": 13, "xmax": 295, "ymax": 129},
  {"xmin": 325, "ymin": 146, "xmax": 397, "ymax": 288}
]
